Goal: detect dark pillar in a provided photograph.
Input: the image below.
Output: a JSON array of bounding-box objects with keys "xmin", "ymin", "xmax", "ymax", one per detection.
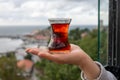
[
  {"xmin": 116, "ymin": 0, "xmax": 120, "ymax": 67},
  {"xmin": 108, "ymin": 0, "xmax": 117, "ymax": 66},
  {"xmin": 106, "ymin": 0, "xmax": 120, "ymax": 79}
]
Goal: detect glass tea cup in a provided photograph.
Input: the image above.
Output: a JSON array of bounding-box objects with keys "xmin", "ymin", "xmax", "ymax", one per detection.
[{"xmin": 48, "ymin": 18, "xmax": 71, "ymax": 54}]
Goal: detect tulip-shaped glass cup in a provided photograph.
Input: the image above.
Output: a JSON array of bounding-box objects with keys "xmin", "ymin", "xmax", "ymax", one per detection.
[{"xmin": 48, "ymin": 18, "xmax": 71, "ymax": 54}]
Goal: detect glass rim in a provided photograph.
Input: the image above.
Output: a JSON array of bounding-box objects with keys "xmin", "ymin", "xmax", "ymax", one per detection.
[
  {"xmin": 48, "ymin": 18, "xmax": 72, "ymax": 24},
  {"xmin": 48, "ymin": 18, "xmax": 71, "ymax": 20}
]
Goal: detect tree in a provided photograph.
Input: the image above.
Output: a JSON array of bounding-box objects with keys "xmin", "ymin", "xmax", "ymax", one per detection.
[
  {"xmin": 35, "ymin": 59, "xmax": 81, "ymax": 80},
  {"xmin": 69, "ymin": 29, "xmax": 98, "ymax": 60},
  {"xmin": 0, "ymin": 54, "xmax": 26, "ymax": 80},
  {"xmin": 69, "ymin": 28, "xmax": 82, "ymax": 40},
  {"xmin": 99, "ymin": 30, "xmax": 108, "ymax": 65}
]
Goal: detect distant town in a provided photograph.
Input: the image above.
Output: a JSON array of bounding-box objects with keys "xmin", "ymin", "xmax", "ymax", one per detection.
[{"xmin": 0, "ymin": 27, "xmax": 52, "ymax": 80}]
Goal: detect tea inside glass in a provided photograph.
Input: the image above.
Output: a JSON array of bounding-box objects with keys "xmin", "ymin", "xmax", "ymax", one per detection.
[{"xmin": 48, "ymin": 18, "xmax": 71, "ymax": 54}]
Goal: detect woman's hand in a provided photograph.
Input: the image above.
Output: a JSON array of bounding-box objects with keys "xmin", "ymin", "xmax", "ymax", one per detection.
[
  {"xmin": 26, "ymin": 44, "xmax": 100, "ymax": 80},
  {"xmin": 26, "ymin": 44, "xmax": 87, "ymax": 65}
]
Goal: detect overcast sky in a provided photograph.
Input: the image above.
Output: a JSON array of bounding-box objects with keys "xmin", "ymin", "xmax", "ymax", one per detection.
[{"xmin": 0, "ymin": 0, "xmax": 108, "ymax": 26}]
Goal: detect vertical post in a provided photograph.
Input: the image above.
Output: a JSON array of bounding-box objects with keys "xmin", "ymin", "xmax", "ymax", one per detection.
[
  {"xmin": 98, "ymin": 0, "xmax": 100, "ymax": 62},
  {"xmin": 108, "ymin": 0, "xmax": 117, "ymax": 66},
  {"xmin": 106, "ymin": 0, "xmax": 120, "ymax": 79},
  {"xmin": 108, "ymin": 0, "xmax": 120, "ymax": 67},
  {"xmin": 116, "ymin": 0, "xmax": 120, "ymax": 66},
  {"xmin": 108, "ymin": 0, "xmax": 112, "ymax": 66}
]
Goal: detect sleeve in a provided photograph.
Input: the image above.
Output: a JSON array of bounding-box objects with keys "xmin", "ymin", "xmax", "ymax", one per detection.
[{"xmin": 80, "ymin": 62, "xmax": 117, "ymax": 80}]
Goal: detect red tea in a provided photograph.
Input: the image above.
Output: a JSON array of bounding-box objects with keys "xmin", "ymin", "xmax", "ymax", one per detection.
[{"xmin": 48, "ymin": 23, "xmax": 71, "ymax": 54}]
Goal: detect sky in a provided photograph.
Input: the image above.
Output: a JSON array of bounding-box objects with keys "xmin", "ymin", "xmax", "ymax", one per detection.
[{"xmin": 0, "ymin": 0, "xmax": 108, "ymax": 26}]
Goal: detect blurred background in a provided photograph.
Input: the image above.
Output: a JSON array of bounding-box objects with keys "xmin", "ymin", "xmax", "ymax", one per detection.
[{"xmin": 0, "ymin": 0, "xmax": 108, "ymax": 80}]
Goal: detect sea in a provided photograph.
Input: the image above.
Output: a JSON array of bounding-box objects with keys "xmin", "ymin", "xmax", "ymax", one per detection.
[
  {"xmin": 0, "ymin": 25, "xmax": 97, "ymax": 53},
  {"xmin": 0, "ymin": 38, "xmax": 23, "ymax": 53},
  {"xmin": 0, "ymin": 25, "xmax": 97, "ymax": 35}
]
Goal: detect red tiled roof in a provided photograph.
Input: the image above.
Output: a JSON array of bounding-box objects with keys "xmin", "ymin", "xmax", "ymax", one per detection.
[{"xmin": 17, "ymin": 59, "xmax": 34, "ymax": 71}]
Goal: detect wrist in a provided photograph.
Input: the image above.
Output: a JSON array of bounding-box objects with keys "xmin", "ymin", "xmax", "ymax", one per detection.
[
  {"xmin": 78, "ymin": 54, "xmax": 101, "ymax": 79},
  {"xmin": 78, "ymin": 53, "xmax": 91, "ymax": 69}
]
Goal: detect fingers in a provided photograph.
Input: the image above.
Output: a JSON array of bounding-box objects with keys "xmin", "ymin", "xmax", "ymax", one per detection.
[
  {"xmin": 26, "ymin": 47, "xmax": 49, "ymax": 55},
  {"xmin": 26, "ymin": 48, "xmax": 40, "ymax": 55},
  {"xmin": 25, "ymin": 48, "xmax": 69, "ymax": 64},
  {"xmin": 25, "ymin": 48, "xmax": 58, "ymax": 62}
]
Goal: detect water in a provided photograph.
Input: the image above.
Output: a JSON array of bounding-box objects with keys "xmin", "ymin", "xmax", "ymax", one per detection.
[
  {"xmin": 0, "ymin": 25, "xmax": 97, "ymax": 36},
  {"xmin": 0, "ymin": 38, "xmax": 23, "ymax": 53},
  {"xmin": 0, "ymin": 25, "xmax": 49, "ymax": 36}
]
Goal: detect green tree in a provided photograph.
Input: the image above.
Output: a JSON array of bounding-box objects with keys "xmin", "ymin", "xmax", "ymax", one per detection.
[
  {"xmin": 24, "ymin": 53, "xmax": 32, "ymax": 60},
  {"xmin": 69, "ymin": 28, "xmax": 82, "ymax": 40},
  {"xmin": 99, "ymin": 30, "xmax": 108, "ymax": 65},
  {"xmin": 0, "ymin": 54, "xmax": 26, "ymax": 80},
  {"xmin": 69, "ymin": 29, "xmax": 98, "ymax": 60},
  {"xmin": 35, "ymin": 59, "xmax": 81, "ymax": 80}
]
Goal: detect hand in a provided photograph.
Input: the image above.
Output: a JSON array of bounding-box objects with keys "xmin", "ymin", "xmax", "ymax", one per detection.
[
  {"xmin": 25, "ymin": 44, "xmax": 88, "ymax": 65},
  {"xmin": 26, "ymin": 44, "xmax": 100, "ymax": 79}
]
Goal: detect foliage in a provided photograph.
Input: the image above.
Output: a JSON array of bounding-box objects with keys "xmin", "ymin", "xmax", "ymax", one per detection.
[
  {"xmin": 35, "ymin": 59, "xmax": 81, "ymax": 80},
  {"xmin": 0, "ymin": 54, "xmax": 26, "ymax": 80},
  {"xmin": 69, "ymin": 28, "xmax": 90, "ymax": 40},
  {"xmin": 99, "ymin": 30, "xmax": 108, "ymax": 65},
  {"xmin": 24, "ymin": 53, "xmax": 32, "ymax": 60},
  {"xmin": 69, "ymin": 29, "xmax": 98, "ymax": 61},
  {"xmin": 69, "ymin": 28, "xmax": 108, "ymax": 63},
  {"xmin": 69, "ymin": 27, "xmax": 82, "ymax": 40}
]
